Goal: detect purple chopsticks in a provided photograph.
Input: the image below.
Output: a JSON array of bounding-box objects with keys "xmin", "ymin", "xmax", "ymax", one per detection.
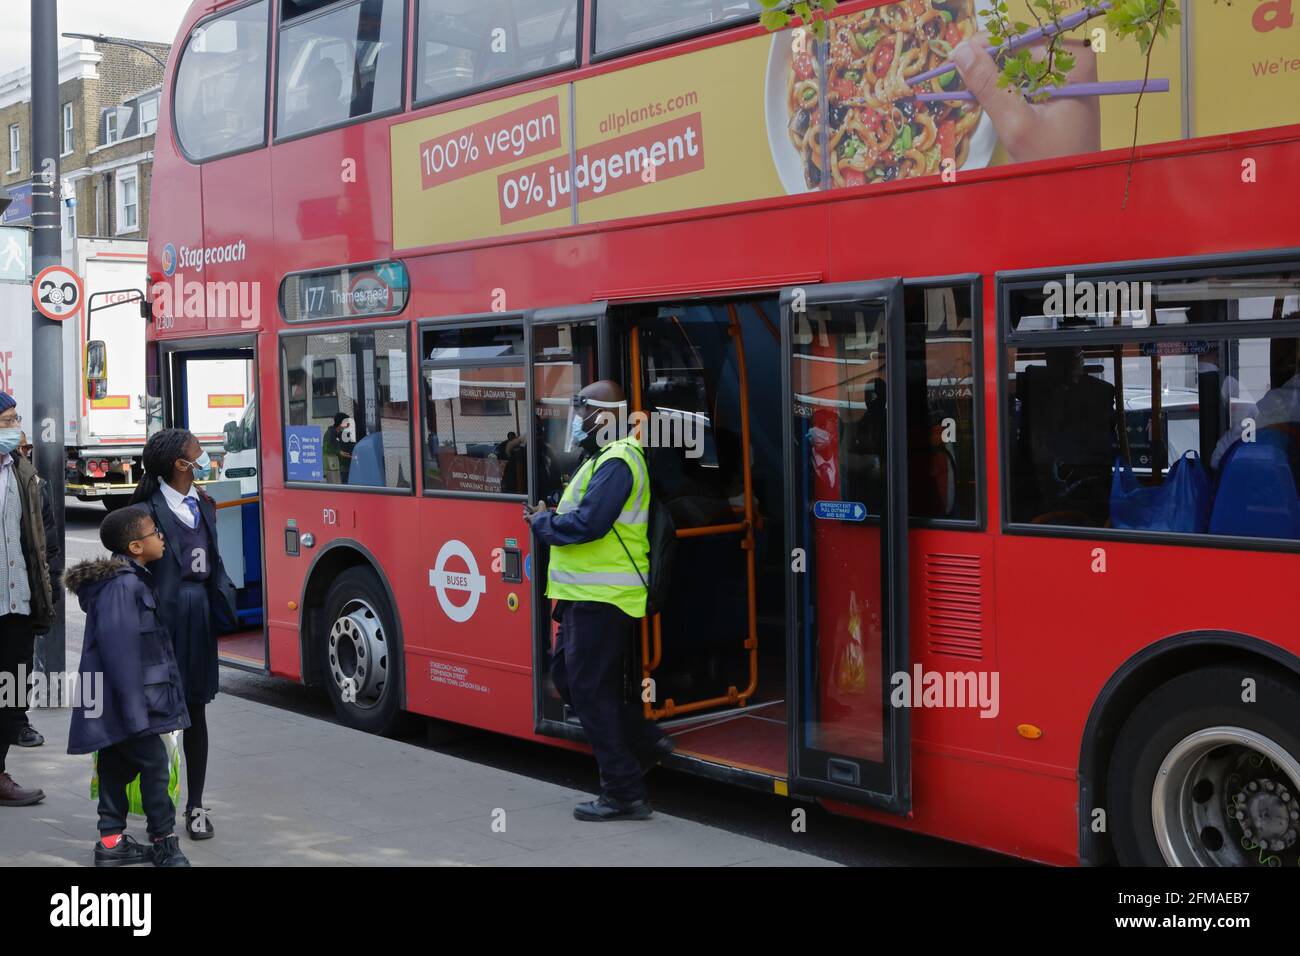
[
  {"xmin": 907, "ymin": 1, "xmax": 1113, "ymax": 88},
  {"xmin": 914, "ymin": 78, "xmax": 1169, "ymax": 103}
]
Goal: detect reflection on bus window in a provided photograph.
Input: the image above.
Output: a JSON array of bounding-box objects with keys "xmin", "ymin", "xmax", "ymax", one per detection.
[
  {"xmin": 281, "ymin": 328, "xmax": 411, "ymax": 488},
  {"xmin": 905, "ymin": 285, "xmax": 977, "ymax": 521},
  {"xmin": 793, "ymin": 304, "xmax": 889, "ymax": 516},
  {"xmin": 594, "ymin": 0, "xmax": 762, "ymax": 56},
  {"xmin": 174, "ymin": 0, "xmax": 270, "ymax": 160},
  {"xmin": 532, "ymin": 322, "xmax": 598, "ymax": 506},
  {"xmin": 1011, "ymin": 272, "xmax": 1300, "ymax": 332},
  {"xmin": 1008, "ymin": 276, "xmax": 1300, "ymax": 541},
  {"xmin": 416, "ymin": 0, "xmax": 579, "ymax": 104},
  {"xmin": 421, "ymin": 324, "xmax": 527, "ymax": 496},
  {"xmin": 277, "ymin": 0, "xmax": 405, "ymax": 138}
]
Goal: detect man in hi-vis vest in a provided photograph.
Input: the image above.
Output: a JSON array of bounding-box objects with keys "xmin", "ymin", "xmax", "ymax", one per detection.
[{"xmin": 525, "ymin": 381, "xmax": 672, "ymax": 820}]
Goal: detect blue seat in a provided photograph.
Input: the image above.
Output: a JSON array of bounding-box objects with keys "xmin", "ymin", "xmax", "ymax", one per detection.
[
  {"xmin": 1209, "ymin": 429, "xmax": 1300, "ymax": 540},
  {"xmin": 347, "ymin": 433, "xmax": 386, "ymax": 486}
]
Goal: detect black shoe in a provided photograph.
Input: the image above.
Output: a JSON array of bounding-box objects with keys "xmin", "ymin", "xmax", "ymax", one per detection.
[
  {"xmin": 185, "ymin": 806, "xmax": 215, "ymax": 840},
  {"xmin": 93, "ymin": 834, "xmax": 151, "ymax": 868},
  {"xmin": 639, "ymin": 736, "xmax": 676, "ymax": 776},
  {"xmin": 151, "ymin": 835, "xmax": 192, "ymax": 867},
  {"xmin": 17, "ymin": 723, "xmax": 43, "ymax": 747},
  {"xmin": 573, "ymin": 796, "xmax": 653, "ymax": 821}
]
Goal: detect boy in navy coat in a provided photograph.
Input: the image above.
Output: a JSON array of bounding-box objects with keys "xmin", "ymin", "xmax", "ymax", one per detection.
[{"xmin": 64, "ymin": 506, "xmax": 191, "ymax": 867}]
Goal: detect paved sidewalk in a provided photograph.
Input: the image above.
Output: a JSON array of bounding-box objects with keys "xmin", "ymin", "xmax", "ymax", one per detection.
[{"xmin": 1, "ymin": 696, "xmax": 837, "ymax": 867}]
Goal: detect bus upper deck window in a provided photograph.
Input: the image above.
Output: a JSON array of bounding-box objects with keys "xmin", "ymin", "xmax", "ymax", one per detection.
[
  {"xmin": 593, "ymin": 0, "xmax": 763, "ymax": 57},
  {"xmin": 276, "ymin": 0, "xmax": 405, "ymax": 139},
  {"xmin": 415, "ymin": 0, "xmax": 579, "ymax": 105},
  {"xmin": 174, "ymin": 0, "xmax": 270, "ymax": 161}
]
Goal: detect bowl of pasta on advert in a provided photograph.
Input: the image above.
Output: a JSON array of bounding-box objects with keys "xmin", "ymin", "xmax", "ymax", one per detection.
[{"xmin": 766, "ymin": 0, "xmax": 995, "ymax": 194}]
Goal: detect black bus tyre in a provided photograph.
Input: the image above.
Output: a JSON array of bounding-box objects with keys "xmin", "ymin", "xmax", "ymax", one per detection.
[
  {"xmin": 1108, "ymin": 666, "xmax": 1300, "ymax": 866},
  {"xmin": 320, "ymin": 566, "xmax": 404, "ymax": 736}
]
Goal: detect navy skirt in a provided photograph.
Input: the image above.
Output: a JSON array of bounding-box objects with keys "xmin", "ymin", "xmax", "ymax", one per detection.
[{"xmin": 168, "ymin": 580, "xmax": 219, "ymax": 706}]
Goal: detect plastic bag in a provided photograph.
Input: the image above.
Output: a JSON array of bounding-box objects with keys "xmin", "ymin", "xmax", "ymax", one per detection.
[
  {"xmin": 1110, "ymin": 450, "xmax": 1212, "ymax": 533},
  {"xmin": 90, "ymin": 731, "xmax": 182, "ymax": 816}
]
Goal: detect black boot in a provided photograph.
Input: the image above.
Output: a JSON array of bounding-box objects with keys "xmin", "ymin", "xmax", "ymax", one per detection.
[{"xmin": 151, "ymin": 834, "xmax": 192, "ymax": 867}]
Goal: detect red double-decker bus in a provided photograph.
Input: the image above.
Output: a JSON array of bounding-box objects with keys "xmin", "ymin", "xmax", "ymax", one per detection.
[{"xmin": 146, "ymin": 0, "xmax": 1300, "ymax": 866}]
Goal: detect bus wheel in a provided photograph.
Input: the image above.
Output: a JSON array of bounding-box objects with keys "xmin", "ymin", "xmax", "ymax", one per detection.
[
  {"xmin": 1108, "ymin": 666, "xmax": 1300, "ymax": 866},
  {"xmin": 320, "ymin": 566, "xmax": 403, "ymax": 736}
]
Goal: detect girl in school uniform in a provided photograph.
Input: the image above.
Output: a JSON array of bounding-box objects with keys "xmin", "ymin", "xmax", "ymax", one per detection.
[{"xmin": 131, "ymin": 428, "xmax": 236, "ymax": 841}]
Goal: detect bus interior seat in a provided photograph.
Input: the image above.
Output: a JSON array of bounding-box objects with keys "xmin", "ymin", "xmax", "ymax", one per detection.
[{"xmin": 1208, "ymin": 429, "xmax": 1300, "ymax": 539}]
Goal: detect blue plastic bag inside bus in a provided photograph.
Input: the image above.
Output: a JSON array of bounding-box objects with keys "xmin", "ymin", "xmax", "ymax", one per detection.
[{"xmin": 1110, "ymin": 450, "xmax": 1212, "ymax": 534}]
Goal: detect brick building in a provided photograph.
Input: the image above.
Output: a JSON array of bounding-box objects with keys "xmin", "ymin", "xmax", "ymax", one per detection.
[{"xmin": 0, "ymin": 36, "xmax": 169, "ymax": 259}]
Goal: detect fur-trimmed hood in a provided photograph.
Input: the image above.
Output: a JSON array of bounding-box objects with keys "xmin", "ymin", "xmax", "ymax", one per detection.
[{"xmin": 62, "ymin": 556, "xmax": 132, "ymax": 596}]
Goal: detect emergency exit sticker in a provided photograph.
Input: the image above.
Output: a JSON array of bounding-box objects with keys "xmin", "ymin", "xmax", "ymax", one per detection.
[{"xmin": 814, "ymin": 500, "xmax": 867, "ymax": 522}]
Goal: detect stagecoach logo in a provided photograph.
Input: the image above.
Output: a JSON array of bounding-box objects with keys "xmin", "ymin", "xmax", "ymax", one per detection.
[
  {"xmin": 429, "ymin": 539, "xmax": 487, "ymax": 624},
  {"xmin": 161, "ymin": 242, "xmax": 177, "ymax": 277}
]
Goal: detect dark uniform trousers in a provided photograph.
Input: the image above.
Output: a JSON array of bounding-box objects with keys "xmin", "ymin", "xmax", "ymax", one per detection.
[
  {"xmin": 97, "ymin": 734, "xmax": 175, "ymax": 839},
  {"xmin": 550, "ymin": 600, "xmax": 665, "ymax": 805}
]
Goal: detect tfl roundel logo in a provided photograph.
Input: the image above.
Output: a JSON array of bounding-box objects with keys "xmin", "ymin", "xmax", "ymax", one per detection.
[{"xmin": 161, "ymin": 243, "xmax": 177, "ymax": 277}]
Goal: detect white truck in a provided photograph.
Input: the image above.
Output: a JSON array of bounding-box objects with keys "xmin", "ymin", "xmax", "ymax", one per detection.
[{"xmin": 2, "ymin": 236, "xmax": 150, "ymax": 507}]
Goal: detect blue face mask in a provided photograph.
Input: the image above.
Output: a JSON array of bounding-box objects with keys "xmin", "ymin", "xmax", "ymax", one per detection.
[
  {"xmin": 185, "ymin": 450, "xmax": 212, "ymax": 480},
  {"xmin": 0, "ymin": 429, "xmax": 21, "ymax": 454},
  {"xmin": 569, "ymin": 414, "xmax": 590, "ymax": 446}
]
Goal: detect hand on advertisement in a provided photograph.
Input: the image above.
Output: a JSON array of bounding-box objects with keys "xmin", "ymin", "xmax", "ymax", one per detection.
[{"xmin": 949, "ymin": 34, "xmax": 1101, "ymax": 165}]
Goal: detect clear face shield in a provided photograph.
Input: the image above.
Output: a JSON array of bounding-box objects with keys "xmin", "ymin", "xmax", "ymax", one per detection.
[{"xmin": 563, "ymin": 395, "xmax": 626, "ymax": 454}]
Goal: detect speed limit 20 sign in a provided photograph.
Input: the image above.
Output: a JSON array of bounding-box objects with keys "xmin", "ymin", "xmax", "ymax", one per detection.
[{"xmin": 32, "ymin": 265, "xmax": 84, "ymax": 321}]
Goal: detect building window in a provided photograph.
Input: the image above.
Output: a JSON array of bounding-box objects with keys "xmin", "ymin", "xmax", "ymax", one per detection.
[
  {"xmin": 415, "ymin": 0, "xmax": 578, "ymax": 106},
  {"xmin": 1005, "ymin": 265, "xmax": 1300, "ymax": 542},
  {"xmin": 138, "ymin": 95, "xmax": 158, "ymax": 135},
  {"xmin": 115, "ymin": 166, "xmax": 139, "ymax": 233},
  {"xmin": 174, "ymin": 0, "xmax": 270, "ymax": 160},
  {"xmin": 102, "ymin": 108, "xmax": 118, "ymax": 145},
  {"xmin": 65, "ymin": 200, "xmax": 76, "ymax": 239},
  {"xmin": 7, "ymin": 124, "xmax": 19, "ymax": 172},
  {"xmin": 61, "ymin": 103, "xmax": 74, "ymax": 155},
  {"xmin": 276, "ymin": 0, "xmax": 405, "ymax": 139},
  {"xmin": 280, "ymin": 326, "xmax": 412, "ymax": 489}
]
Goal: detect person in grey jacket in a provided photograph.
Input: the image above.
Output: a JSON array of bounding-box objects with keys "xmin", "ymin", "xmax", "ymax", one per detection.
[{"xmin": 0, "ymin": 392, "xmax": 54, "ymax": 807}]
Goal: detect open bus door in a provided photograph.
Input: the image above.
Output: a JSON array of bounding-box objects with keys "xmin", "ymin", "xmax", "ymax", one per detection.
[
  {"xmin": 782, "ymin": 280, "xmax": 911, "ymax": 814},
  {"xmin": 528, "ymin": 302, "xmax": 611, "ymax": 738},
  {"xmin": 157, "ymin": 338, "xmax": 268, "ymax": 673}
]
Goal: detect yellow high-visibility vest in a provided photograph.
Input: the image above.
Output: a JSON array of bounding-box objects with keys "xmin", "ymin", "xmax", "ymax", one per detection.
[{"xmin": 546, "ymin": 435, "xmax": 650, "ymax": 618}]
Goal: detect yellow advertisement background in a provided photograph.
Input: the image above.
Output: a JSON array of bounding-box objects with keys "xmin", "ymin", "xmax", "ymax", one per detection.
[
  {"xmin": 1193, "ymin": 0, "xmax": 1300, "ymax": 136},
  {"xmin": 987, "ymin": 0, "xmax": 1185, "ymax": 165},
  {"xmin": 390, "ymin": 89, "xmax": 573, "ymax": 249},
  {"xmin": 572, "ymin": 33, "xmax": 787, "ymax": 224}
]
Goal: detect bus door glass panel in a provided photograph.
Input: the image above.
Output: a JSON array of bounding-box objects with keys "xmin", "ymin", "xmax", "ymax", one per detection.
[
  {"xmin": 167, "ymin": 347, "xmax": 266, "ymax": 638},
  {"xmin": 785, "ymin": 280, "xmax": 910, "ymax": 811},
  {"xmin": 529, "ymin": 312, "xmax": 602, "ymax": 729}
]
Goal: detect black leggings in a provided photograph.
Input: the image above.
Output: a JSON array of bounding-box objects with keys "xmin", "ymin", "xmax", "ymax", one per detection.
[{"xmin": 183, "ymin": 701, "xmax": 208, "ymax": 810}]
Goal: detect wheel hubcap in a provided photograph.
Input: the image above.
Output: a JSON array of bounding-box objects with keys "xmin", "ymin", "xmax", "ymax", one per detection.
[
  {"xmin": 327, "ymin": 599, "xmax": 388, "ymax": 711},
  {"xmin": 1152, "ymin": 726, "xmax": 1300, "ymax": 866}
]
